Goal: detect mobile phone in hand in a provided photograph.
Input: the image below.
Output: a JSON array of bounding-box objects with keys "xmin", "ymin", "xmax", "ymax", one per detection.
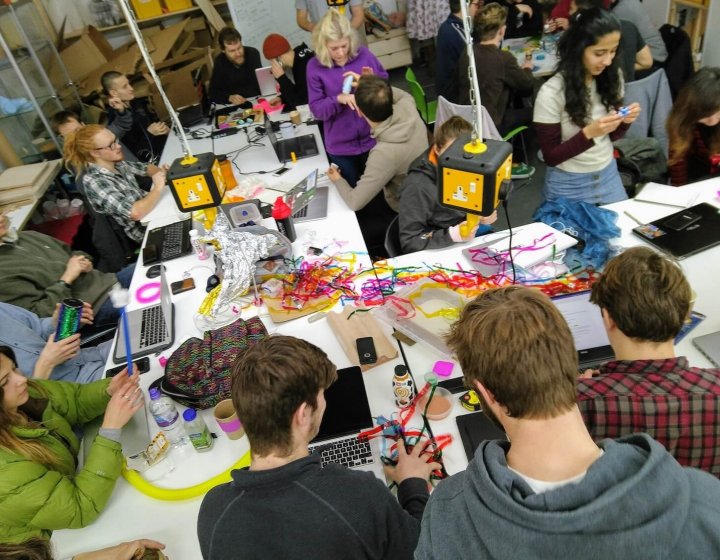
[{"xmin": 106, "ymin": 356, "xmax": 150, "ymax": 377}]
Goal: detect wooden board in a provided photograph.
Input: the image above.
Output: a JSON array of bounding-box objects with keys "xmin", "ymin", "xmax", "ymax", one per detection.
[
  {"xmin": 264, "ymin": 294, "xmax": 335, "ymax": 323},
  {"xmin": 194, "ymin": 0, "xmax": 226, "ymax": 33}
]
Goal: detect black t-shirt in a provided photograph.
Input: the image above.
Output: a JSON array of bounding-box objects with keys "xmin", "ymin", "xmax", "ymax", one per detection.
[
  {"xmin": 276, "ymin": 43, "xmax": 314, "ymax": 110},
  {"xmin": 618, "ymin": 19, "xmax": 646, "ymax": 82},
  {"xmin": 208, "ymin": 46, "xmax": 262, "ymax": 104}
]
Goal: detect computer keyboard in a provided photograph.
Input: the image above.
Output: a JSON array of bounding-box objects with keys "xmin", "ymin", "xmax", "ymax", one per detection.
[
  {"xmin": 309, "ymin": 436, "xmax": 375, "ymax": 468},
  {"xmin": 293, "ymin": 205, "xmax": 308, "ymax": 219},
  {"xmin": 139, "ymin": 306, "xmax": 168, "ymax": 348},
  {"xmin": 159, "ymin": 221, "xmax": 186, "ymax": 260}
]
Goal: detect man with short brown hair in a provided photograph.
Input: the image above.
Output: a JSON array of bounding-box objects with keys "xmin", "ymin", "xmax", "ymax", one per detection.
[
  {"xmin": 579, "ymin": 246, "xmax": 720, "ymax": 475},
  {"xmin": 208, "ymin": 27, "xmax": 262, "ymax": 105}
]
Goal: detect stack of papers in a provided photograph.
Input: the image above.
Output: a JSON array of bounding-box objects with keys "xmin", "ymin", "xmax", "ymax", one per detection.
[{"xmin": 634, "ymin": 182, "xmax": 700, "ymax": 209}]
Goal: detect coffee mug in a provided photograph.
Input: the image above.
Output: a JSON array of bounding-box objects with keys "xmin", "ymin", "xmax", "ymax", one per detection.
[
  {"xmin": 213, "ymin": 399, "xmax": 245, "ymax": 440},
  {"xmin": 279, "ymin": 121, "xmax": 295, "ymax": 139}
]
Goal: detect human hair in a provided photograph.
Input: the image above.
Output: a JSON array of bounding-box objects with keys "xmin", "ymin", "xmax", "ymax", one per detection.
[
  {"xmin": 63, "ymin": 124, "xmax": 105, "ymax": 174},
  {"xmin": 449, "ymin": 0, "xmax": 461, "ymax": 13},
  {"xmin": 590, "ymin": 247, "xmax": 692, "ymax": 342},
  {"xmin": 218, "ymin": 26, "xmax": 242, "ymax": 49},
  {"xmin": 100, "ymin": 71, "xmax": 123, "ymax": 95},
  {"xmin": 478, "ymin": 3, "xmax": 508, "ymax": 41},
  {"xmin": 0, "ymin": 538, "xmax": 54, "ymax": 560},
  {"xmin": 667, "ymin": 67, "xmax": 720, "ymax": 167},
  {"xmin": 355, "ymin": 75, "xmax": 393, "ymax": 122},
  {"xmin": 556, "ymin": 8, "xmax": 623, "ymax": 128},
  {"xmin": 311, "ymin": 8, "xmax": 360, "ymax": 68},
  {"xmin": 434, "ymin": 115, "xmax": 473, "ymax": 149},
  {"xmin": 230, "ymin": 336, "xmax": 337, "ymax": 457},
  {"xmin": 446, "ymin": 287, "xmax": 579, "ymax": 418},
  {"xmin": 573, "ymin": 0, "xmax": 604, "ymax": 10},
  {"xmin": 0, "ymin": 347, "xmax": 58, "ymax": 468},
  {"xmin": 49, "ymin": 110, "xmax": 80, "ymax": 135}
]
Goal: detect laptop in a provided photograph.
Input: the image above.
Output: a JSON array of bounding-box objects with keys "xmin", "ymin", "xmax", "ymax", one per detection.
[
  {"xmin": 178, "ymin": 67, "xmax": 212, "ymax": 128},
  {"xmin": 551, "ymin": 290, "xmax": 615, "ymax": 369},
  {"xmin": 265, "ymin": 115, "xmax": 319, "ymax": 163},
  {"xmin": 693, "ymin": 331, "xmax": 720, "ymax": 367},
  {"xmin": 112, "ymin": 268, "xmax": 176, "ymax": 364},
  {"xmin": 308, "ymin": 366, "xmax": 386, "ymax": 481},
  {"xmin": 632, "ymin": 202, "xmax": 720, "ymax": 260},
  {"xmin": 255, "ymin": 66, "xmax": 279, "ymax": 97},
  {"xmin": 456, "ymin": 412, "xmax": 507, "ymax": 462},
  {"xmin": 284, "ymin": 169, "xmax": 329, "ymax": 223},
  {"xmin": 142, "ymin": 218, "xmax": 193, "ymax": 265}
]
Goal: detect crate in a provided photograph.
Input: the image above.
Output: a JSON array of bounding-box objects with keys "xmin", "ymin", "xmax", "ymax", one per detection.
[
  {"xmin": 367, "ymin": 28, "xmax": 412, "ymax": 70},
  {"xmin": 164, "ymin": 0, "xmax": 193, "ymax": 12},
  {"xmin": 131, "ymin": 0, "xmax": 163, "ymax": 20}
]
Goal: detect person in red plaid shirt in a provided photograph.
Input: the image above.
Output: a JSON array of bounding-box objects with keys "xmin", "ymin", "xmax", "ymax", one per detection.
[{"xmin": 578, "ymin": 246, "xmax": 720, "ymax": 476}]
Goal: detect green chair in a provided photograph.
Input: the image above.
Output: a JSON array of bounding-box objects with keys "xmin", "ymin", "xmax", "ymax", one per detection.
[
  {"xmin": 503, "ymin": 125, "xmax": 529, "ymax": 164},
  {"xmin": 405, "ymin": 67, "xmax": 437, "ymax": 126}
]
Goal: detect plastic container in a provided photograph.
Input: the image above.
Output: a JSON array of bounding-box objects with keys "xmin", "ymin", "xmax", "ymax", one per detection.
[
  {"xmin": 131, "ymin": 0, "xmax": 163, "ymax": 19},
  {"xmin": 228, "ymin": 202, "xmax": 263, "ymax": 228},
  {"xmin": 148, "ymin": 388, "xmax": 186, "ymax": 447},
  {"xmin": 189, "ymin": 229, "xmax": 209, "ymax": 260},
  {"xmin": 182, "ymin": 408, "xmax": 214, "ymax": 452},
  {"xmin": 419, "ymin": 387, "xmax": 453, "ymax": 421},
  {"xmin": 164, "ymin": 0, "xmax": 192, "ymax": 11}
]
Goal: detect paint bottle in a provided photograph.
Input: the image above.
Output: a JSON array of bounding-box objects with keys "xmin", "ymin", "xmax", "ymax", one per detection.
[{"xmin": 272, "ymin": 196, "xmax": 296, "ymax": 242}]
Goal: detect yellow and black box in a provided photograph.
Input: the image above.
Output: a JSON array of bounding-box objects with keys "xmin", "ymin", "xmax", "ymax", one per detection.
[{"xmin": 168, "ymin": 152, "xmax": 226, "ymax": 212}]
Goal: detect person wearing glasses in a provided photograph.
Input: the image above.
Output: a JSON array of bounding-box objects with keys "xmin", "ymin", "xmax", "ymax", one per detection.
[
  {"xmin": 435, "ymin": 0, "xmax": 481, "ymax": 103},
  {"xmin": 64, "ymin": 125, "xmax": 167, "ymax": 246}
]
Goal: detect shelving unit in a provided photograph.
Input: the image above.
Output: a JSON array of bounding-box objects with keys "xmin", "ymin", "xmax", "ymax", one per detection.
[{"xmin": 669, "ymin": 0, "xmax": 708, "ymax": 63}]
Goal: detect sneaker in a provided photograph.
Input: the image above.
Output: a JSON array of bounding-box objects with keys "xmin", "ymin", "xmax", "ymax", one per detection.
[{"xmin": 511, "ymin": 162, "xmax": 535, "ymax": 180}]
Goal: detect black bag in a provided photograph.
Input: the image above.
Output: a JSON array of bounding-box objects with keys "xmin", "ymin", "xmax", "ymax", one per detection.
[{"xmin": 614, "ymin": 137, "xmax": 668, "ymax": 197}]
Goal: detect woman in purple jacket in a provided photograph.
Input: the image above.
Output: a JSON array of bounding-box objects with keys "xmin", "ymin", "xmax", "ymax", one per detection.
[{"xmin": 307, "ymin": 9, "xmax": 388, "ymax": 186}]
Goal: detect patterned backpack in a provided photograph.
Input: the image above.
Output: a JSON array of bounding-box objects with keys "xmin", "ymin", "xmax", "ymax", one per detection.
[{"xmin": 153, "ymin": 317, "xmax": 267, "ymax": 409}]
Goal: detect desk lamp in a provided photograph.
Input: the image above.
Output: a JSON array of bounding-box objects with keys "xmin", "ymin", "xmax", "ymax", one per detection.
[
  {"xmin": 437, "ymin": 1, "xmax": 513, "ymax": 236},
  {"xmin": 116, "ymin": 0, "xmax": 226, "ymax": 220}
]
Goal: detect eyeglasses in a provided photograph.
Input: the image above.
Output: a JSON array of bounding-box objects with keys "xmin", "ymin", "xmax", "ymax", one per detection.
[{"xmin": 96, "ymin": 137, "xmax": 120, "ymax": 151}]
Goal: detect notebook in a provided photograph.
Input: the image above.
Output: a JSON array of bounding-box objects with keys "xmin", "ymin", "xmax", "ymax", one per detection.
[
  {"xmin": 693, "ymin": 331, "xmax": 720, "ymax": 367},
  {"xmin": 112, "ymin": 268, "xmax": 176, "ymax": 364},
  {"xmin": 265, "ymin": 115, "xmax": 319, "ymax": 163},
  {"xmin": 142, "ymin": 219, "xmax": 193, "ymax": 265},
  {"xmin": 634, "ymin": 182, "xmax": 700, "ymax": 209},
  {"xmin": 308, "ymin": 366, "xmax": 385, "ymax": 480},
  {"xmin": 632, "ymin": 202, "xmax": 720, "ymax": 260},
  {"xmin": 551, "ymin": 290, "xmax": 615, "ymax": 369},
  {"xmin": 255, "ymin": 66, "xmax": 279, "ymax": 97},
  {"xmin": 177, "ymin": 67, "xmax": 212, "ymax": 128},
  {"xmin": 283, "ymin": 169, "xmax": 329, "ymax": 222}
]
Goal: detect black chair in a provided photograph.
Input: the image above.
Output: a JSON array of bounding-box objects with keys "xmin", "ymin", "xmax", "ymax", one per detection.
[{"xmin": 384, "ymin": 215, "xmax": 404, "ymax": 258}]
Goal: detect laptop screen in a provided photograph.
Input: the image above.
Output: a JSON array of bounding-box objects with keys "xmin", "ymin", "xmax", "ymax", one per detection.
[
  {"xmin": 312, "ymin": 366, "xmax": 374, "ymax": 443},
  {"xmin": 551, "ymin": 291, "xmax": 611, "ymax": 352}
]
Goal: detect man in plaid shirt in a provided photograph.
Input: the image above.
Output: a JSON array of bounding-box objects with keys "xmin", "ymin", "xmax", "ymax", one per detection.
[{"xmin": 577, "ymin": 246, "xmax": 720, "ymax": 476}]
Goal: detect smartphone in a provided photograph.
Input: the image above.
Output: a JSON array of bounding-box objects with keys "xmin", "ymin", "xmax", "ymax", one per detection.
[
  {"xmin": 438, "ymin": 376, "xmax": 468, "ymax": 394},
  {"xmin": 664, "ymin": 210, "xmax": 702, "ymax": 231},
  {"xmin": 273, "ymin": 166, "xmax": 290, "ymax": 177},
  {"xmin": 356, "ymin": 337, "xmax": 377, "ymax": 365},
  {"xmin": 106, "ymin": 357, "xmax": 150, "ymax": 377},
  {"xmin": 170, "ymin": 277, "xmax": 196, "ymax": 295}
]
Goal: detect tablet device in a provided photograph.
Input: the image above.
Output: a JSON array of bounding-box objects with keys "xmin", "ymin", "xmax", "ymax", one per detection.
[
  {"xmin": 693, "ymin": 331, "xmax": 720, "ymax": 367},
  {"xmin": 456, "ymin": 412, "xmax": 507, "ymax": 462}
]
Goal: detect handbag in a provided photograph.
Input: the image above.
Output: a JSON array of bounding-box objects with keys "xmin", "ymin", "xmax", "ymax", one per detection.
[{"xmin": 152, "ymin": 316, "xmax": 267, "ymax": 409}]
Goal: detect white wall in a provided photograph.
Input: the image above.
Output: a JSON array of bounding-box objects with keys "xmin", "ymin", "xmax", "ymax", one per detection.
[{"xmin": 702, "ymin": 1, "xmax": 720, "ymax": 66}]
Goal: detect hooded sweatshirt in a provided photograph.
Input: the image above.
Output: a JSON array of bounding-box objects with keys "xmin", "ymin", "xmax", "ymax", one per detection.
[
  {"xmin": 416, "ymin": 433, "xmax": 720, "ymax": 559},
  {"xmin": 332, "ymin": 88, "xmax": 429, "ymax": 212}
]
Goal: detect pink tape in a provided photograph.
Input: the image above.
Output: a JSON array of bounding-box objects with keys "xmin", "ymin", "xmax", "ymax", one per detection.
[
  {"xmin": 136, "ymin": 282, "xmax": 161, "ymax": 304},
  {"xmin": 218, "ymin": 417, "xmax": 242, "ymax": 433}
]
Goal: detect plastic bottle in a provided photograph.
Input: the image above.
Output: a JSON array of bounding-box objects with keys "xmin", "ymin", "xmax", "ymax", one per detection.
[
  {"xmin": 272, "ymin": 196, "xmax": 297, "ymax": 242},
  {"xmin": 189, "ymin": 229, "xmax": 209, "ymax": 260},
  {"xmin": 183, "ymin": 409, "xmax": 214, "ymax": 452},
  {"xmin": 392, "ymin": 364, "xmax": 416, "ymax": 408},
  {"xmin": 148, "ymin": 388, "xmax": 187, "ymax": 447}
]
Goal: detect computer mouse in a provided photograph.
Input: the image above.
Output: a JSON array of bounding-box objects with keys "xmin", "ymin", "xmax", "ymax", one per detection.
[{"xmin": 146, "ymin": 264, "xmax": 165, "ymax": 279}]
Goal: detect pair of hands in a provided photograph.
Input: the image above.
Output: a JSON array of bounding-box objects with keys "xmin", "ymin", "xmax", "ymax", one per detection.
[
  {"xmin": 150, "ymin": 163, "xmax": 169, "ymax": 191},
  {"xmin": 147, "ymin": 122, "xmax": 169, "ymax": 136},
  {"xmin": 102, "ymin": 367, "xmax": 144, "ymax": 430},
  {"xmin": 582, "ymin": 103, "xmax": 642, "ymax": 140},
  {"xmin": 73, "ymin": 539, "xmax": 165, "ymax": 560},
  {"xmin": 34, "ymin": 302, "xmax": 95, "ymax": 379},
  {"xmin": 545, "ymin": 17, "xmax": 569, "ymax": 33},
  {"xmin": 384, "ymin": 438, "xmax": 442, "ymax": 485},
  {"xmin": 61, "ymin": 254, "xmax": 93, "ymax": 285},
  {"xmin": 337, "ymin": 67, "xmax": 375, "ymax": 112}
]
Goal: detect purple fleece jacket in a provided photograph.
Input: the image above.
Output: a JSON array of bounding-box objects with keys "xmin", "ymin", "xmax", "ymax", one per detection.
[{"xmin": 307, "ymin": 46, "xmax": 388, "ymax": 156}]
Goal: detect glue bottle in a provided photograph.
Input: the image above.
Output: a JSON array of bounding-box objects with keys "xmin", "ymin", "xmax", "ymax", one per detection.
[
  {"xmin": 189, "ymin": 229, "xmax": 209, "ymax": 260},
  {"xmin": 272, "ymin": 196, "xmax": 297, "ymax": 242},
  {"xmin": 392, "ymin": 365, "xmax": 416, "ymax": 408},
  {"xmin": 183, "ymin": 408, "xmax": 214, "ymax": 452}
]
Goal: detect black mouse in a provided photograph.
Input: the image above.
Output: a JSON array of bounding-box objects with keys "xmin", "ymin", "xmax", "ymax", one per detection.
[{"xmin": 146, "ymin": 264, "xmax": 165, "ymax": 278}]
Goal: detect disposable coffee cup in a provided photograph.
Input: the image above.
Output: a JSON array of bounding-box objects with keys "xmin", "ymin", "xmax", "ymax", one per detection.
[
  {"xmin": 290, "ymin": 110, "xmax": 301, "ymax": 125},
  {"xmin": 279, "ymin": 121, "xmax": 295, "ymax": 139},
  {"xmin": 214, "ymin": 399, "xmax": 245, "ymax": 440}
]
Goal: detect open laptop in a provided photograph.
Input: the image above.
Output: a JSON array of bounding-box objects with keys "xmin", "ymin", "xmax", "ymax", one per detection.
[
  {"xmin": 142, "ymin": 218, "xmax": 193, "ymax": 265},
  {"xmin": 284, "ymin": 169, "xmax": 329, "ymax": 222},
  {"xmin": 255, "ymin": 66, "xmax": 279, "ymax": 97},
  {"xmin": 178, "ymin": 67, "xmax": 212, "ymax": 128},
  {"xmin": 632, "ymin": 202, "xmax": 720, "ymax": 260},
  {"xmin": 265, "ymin": 115, "xmax": 319, "ymax": 163},
  {"xmin": 308, "ymin": 366, "xmax": 385, "ymax": 480},
  {"xmin": 693, "ymin": 331, "xmax": 720, "ymax": 367},
  {"xmin": 112, "ymin": 268, "xmax": 176, "ymax": 364},
  {"xmin": 551, "ymin": 290, "xmax": 615, "ymax": 369}
]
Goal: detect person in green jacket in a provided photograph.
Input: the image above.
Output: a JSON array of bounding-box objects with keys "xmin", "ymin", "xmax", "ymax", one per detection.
[{"xmin": 0, "ymin": 345, "xmax": 142, "ymax": 543}]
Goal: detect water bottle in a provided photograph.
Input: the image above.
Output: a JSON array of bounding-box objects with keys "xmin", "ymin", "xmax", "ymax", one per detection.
[
  {"xmin": 183, "ymin": 409, "xmax": 214, "ymax": 452},
  {"xmin": 148, "ymin": 388, "xmax": 187, "ymax": 447}
]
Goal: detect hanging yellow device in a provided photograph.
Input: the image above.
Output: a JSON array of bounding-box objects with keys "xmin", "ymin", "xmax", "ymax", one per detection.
[{"xmin": 167, "ymin": 152, "xmax": 226, "ymax": 212}]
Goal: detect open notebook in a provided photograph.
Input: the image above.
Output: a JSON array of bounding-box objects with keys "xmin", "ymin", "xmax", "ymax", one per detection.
[{"xmin": 634, "ymin": 182, "xmax": 701, "ymax": 209}]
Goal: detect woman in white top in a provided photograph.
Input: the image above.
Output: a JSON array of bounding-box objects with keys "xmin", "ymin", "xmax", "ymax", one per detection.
[{"xmin": 533, "ymin": 8, "xmax": 641, "ymax": 204}]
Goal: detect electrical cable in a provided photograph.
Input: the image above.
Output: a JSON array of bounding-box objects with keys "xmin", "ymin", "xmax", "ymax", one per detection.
[{"xmin": 502, "ymin": 198, "xmax": 516, "ymax": 284}]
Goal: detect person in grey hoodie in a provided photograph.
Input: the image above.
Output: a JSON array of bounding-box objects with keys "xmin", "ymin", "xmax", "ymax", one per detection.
[{"xmin": 416, "ymin": 285, "xmax": 720, "ymax": 560}]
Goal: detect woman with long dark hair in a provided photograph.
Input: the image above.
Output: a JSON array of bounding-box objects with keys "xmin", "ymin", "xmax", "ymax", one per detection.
[
  {"xmin": 0, "ymin": 346, "xmax": 142, "ymax": 542},
  {"xmin": 667, "ymin": 67, "xmax": 720, "ymax": 186},
  {"xmin": 533, "ymin": 8, "xmax": 641, "ymax": 204}
]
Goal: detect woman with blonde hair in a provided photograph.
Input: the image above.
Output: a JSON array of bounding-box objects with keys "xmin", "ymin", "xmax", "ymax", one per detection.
[
  {"xmin": 63, "ymin": 125, "xmax": 166, "ymax": 244},
  {"xmin": 307, "ymin": 8, "xmax": 388, "ymax": 186},
  {"xmin": 0, "ymin": 345, "xmax": 142, "ymax": 542}
]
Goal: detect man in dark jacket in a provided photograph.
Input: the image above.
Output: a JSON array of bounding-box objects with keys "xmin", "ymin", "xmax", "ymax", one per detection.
[
  {"xmin": 197, "ymin": 336, "xmax": 438, "ymax": 560},
  {"xmin": 261, "ymin": 33, "xmax": 314, "ymax": 110},
  {"xmin": 435, "ymin": 0, "xmax": 481, "ymax": 103},
  {"xmin": 416, "ymin": 285, "xmax": 720, "ymax": 559},
  {"xmin": 208, "ymin": 27, "xmax": 262, "ymax": 105}
]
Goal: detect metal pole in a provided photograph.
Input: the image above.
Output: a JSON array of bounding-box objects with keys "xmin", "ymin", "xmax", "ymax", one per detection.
[{"xmin": 459, "ymin": 0, "xmax": 484, "ymax": 143}]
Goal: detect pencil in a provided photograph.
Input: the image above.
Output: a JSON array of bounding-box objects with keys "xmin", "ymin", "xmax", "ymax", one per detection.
[{"xmin": 623, "ymin": 210, "xmax": 645, "ymax": 226}]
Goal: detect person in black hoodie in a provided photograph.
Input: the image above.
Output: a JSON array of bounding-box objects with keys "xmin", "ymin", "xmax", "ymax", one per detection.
[
  {"xmin": 208, "ymin": 27, "xmax": 262, "ymax": 105},
  {"xmin": 500, "ymin": 0, "xmax": 543, "ymax": 39},
  {"xmin": 262, "ymin": 33, "xmax": 314, "ymax": 111}
]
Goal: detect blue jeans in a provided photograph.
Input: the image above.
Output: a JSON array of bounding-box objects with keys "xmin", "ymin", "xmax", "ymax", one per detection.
[
  {"xmin": 543, "ymin": 159, "xmax": 627, "ymax": 205},
  {"xmin": 94, "ymin": 263, "xmax": 136, "ymax": 328},
  {"xmin": 328, "ymin": 152, "xmax": 369, "ymax": 187}
]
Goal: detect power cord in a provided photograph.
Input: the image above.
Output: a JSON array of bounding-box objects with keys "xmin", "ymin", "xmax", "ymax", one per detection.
[{"xmin": 502, "ymin": 198, "xmax": 516, "ymax": 284}]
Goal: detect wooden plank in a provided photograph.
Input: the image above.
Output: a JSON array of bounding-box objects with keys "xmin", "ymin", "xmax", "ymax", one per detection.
[{"xmin": 193, "ymin": 0, "xmax": 226, "ymax": 33}]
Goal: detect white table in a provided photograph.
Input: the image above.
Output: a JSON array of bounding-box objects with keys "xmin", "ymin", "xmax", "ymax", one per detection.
[{"xmin": 503, "ymin": 36, "xmax": 559, "ymax": 78}]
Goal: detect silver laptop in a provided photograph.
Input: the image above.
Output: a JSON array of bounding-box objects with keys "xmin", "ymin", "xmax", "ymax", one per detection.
[
  {"xmin": 255, "ymin": 66, "xmax": 279, "ymax": 97},
  {"xmin": 112, "ymin": 269, "xmax": 175, "ymax": 364},
  {"xmin": 285, "ymin": 169, "xmax": 329, "ymax": 222},
  {"xmin": 693, "ymin": 331, "xmax": 720, "ymax": 366},
  {"xmin": 552, "ymin": 291, "xmax": 615, "ymax": 369},
  {"xmin": 308, "ymin": 366, "xmax": 385, "ymax": 481},
  {"xmin": 83, "ymin": 395, "xmax": 150, "ymax": 459}
]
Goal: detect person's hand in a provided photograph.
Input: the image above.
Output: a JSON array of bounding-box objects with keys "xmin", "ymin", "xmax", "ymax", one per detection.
[
  {"xmin": 229, "ymin": 94, "xmax": 247, "ymax": 105},
  {"xmin": 73, "ymin": 539, "xmax": 166, "ymax": 560},
  {"xmin": 34, "ymin": 333, "xmax": 81, "ymax": 379},
  {"xmin": 342, "ymin": 70, "xmax": 362, "ymax": 90},
  {"xmin": 384, "ymin": 439, "xmax": 442, "ymax": 485},
  {"xmin": 337, "ymin": 93, "xmax": 357, "ymax": 111},
  {"xmin": 326, "ymin": 165, "xmax": 342, "ymax": 182},
  {"xmin": 619, "ymin": 102, "xmax": 641, "ymax": 124},
  {"xmin": 449, "ymin": 221, "xmax": 479, "ymax": 242},
  {"xmin": 579, "ymin": 368, "xmax": 599, "ymax": 379},
  {"xmin": 147, "ymin": 122, "xmax": 169, "ymax": 136},
  {"xmin": 102, "ymin": 370, "xmax": 143, "ymax": 430},
  {"xmin": 61, "ymin": 255, "xmax": 92, "ymax": 284},
  {"xmin": 480, "ymin": 210, "xmax": 498, "ymax": 225},
  {"xmin": 107, "ymin": 367, "xmax": 140, "ymax": 397},
  {"xmin": 270, "ymin": 58, "xmax": 285, "ymax": 79},
  {"xmin": 554, "ymin": 17, "xmax": 569, "ymax": 30},
  {"xmin": 151, "ymin": 170, "xmax": 167, "ymax": 191},
  {"xmin": 583, "ymin": 114, "xmax": 623, "ymax": 139},
  {"xmin": 107, "ymin": 95, "xmax": 127, "ymax": 112},
  {"xmin": 516, "ymin": 3, "xmax": 533, "ymax": 17}
]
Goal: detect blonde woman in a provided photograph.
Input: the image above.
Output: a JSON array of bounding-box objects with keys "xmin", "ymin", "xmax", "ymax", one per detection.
[{"xmin": 307, "ymin": 8, "xmax": 387, "ymax": 186}]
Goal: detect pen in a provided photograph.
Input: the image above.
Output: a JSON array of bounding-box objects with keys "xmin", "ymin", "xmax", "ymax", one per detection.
[{"xmin": 623, "ymin": 210, "xmax": 645, "ymax": 226}]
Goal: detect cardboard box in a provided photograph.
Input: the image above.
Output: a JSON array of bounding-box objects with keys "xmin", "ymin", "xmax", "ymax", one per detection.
[
  {"xmin": 147, "ymin": 56, "xmax": 210, "ymax": 120},
  {"xmin": 50, "ymin": 26, "xmax": 114, "ymax": 86}
]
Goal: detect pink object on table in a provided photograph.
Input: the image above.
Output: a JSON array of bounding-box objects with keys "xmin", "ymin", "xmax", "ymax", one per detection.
[
  {"xmin": 254, "ymin": 98, "xmax": 285, "ymax": 114},
  {"xmin": 158, "ymin": 356, "xmax": 168, "ymax": 368},
  {"xmin": 433, "ymin": 360, "xmax": 455, "ymax": 377}
]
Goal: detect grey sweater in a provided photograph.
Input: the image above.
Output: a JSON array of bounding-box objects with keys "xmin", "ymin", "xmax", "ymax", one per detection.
[
  {"xmin": 416, "ymin": 433, "xmax": 720, "ymax": 559},
  {"xmin": 612, "ymin": 0, "xmax": 667, "ymax": 63}
]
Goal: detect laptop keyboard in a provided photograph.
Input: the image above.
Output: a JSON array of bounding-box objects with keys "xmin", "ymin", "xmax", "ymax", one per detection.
[
  {"xmin": 309, "ymin": 436, "xmax": 375, "ymax": 468},
  {"xmin": 139, "ymin": 306, "xmax": 168, "ymax": 348},
  {"xmin": 159, "ymin": 221, "xmax": 187, "ymax": 260},
  {"xmin": 293, "ymin": 205, "xmax": 308, "ymax": 218}
]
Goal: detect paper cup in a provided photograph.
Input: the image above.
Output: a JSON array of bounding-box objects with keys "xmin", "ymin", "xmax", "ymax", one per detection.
[
  {"xmin": 214, "ymin": 399, "xmax": 245, "ymax": 439},
  {"xmin": 279, "ymin": 121, "xmax": 295, "ymax": 138},
  {"xmin": 290, "ymin": 110, "xmax": 301, "ymax": 125}
]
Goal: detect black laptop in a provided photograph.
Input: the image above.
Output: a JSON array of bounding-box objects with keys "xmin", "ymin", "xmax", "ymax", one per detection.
[
  {"xmin": 178, "ymin": 67, "xmax": 212, "ymax": 128},
  {"xmin": 142, "ymin": 219, "xmax": 193, "ymax": 265},
  {"xmin": 264, "ymin": 116, "xmax": 319, "ymax": 163},
  {"xmin": 632, "ymin": 202, "xmax": 720, "ymax": 260}
]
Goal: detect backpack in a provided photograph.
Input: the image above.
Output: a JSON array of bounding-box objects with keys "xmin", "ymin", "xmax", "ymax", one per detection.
[
  {"xmin": 151, "ymin": 316, "xmax": 267, "ymax": 409},
  {"xmin": 613, "ymin": 137, "xmax": 668, "ymax": 197}
]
